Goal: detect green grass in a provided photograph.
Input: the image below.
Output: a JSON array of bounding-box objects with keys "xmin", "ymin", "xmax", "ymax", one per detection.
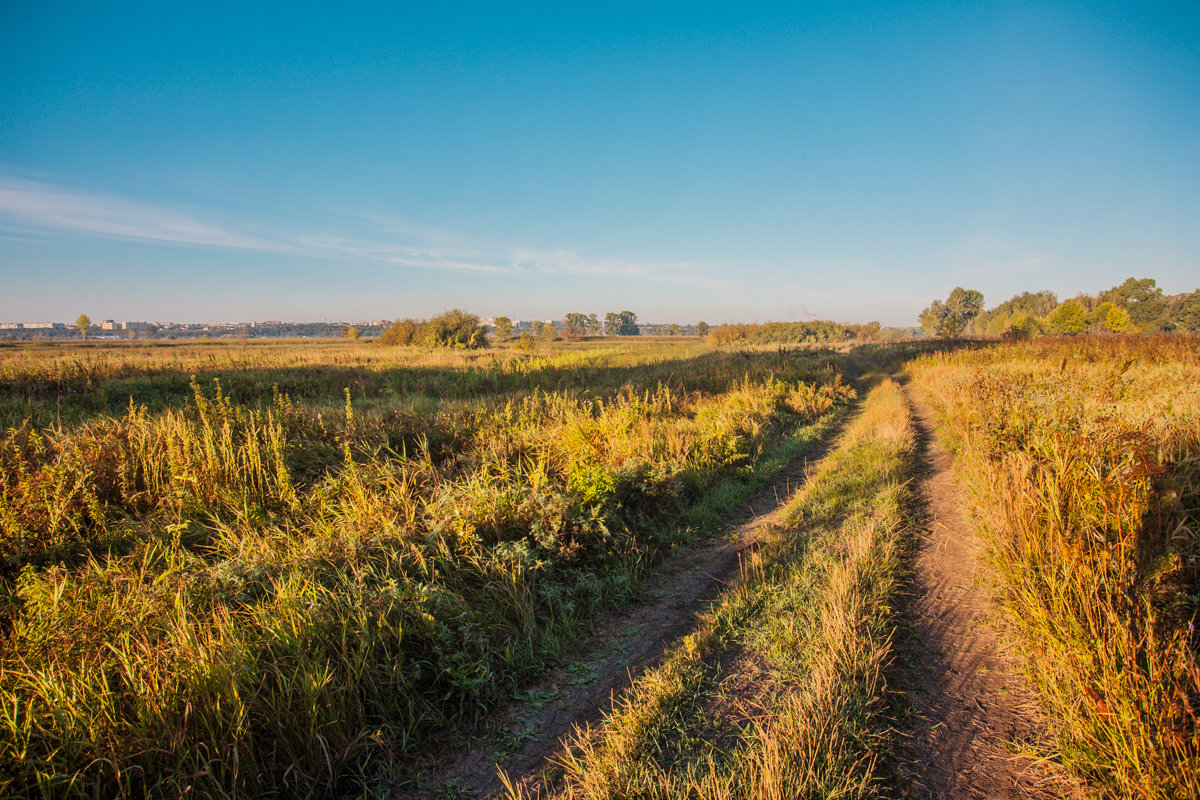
[
  {"xmin": 509, "ymin": 375, "xmax": 917, "ymax": 799},
  {"xmin": 0, "ymin": 338, "xmax": 855, "ymax": 798}
]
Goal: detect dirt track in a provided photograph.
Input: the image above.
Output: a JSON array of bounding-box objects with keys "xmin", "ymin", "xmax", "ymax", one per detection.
[
  {"xmin": 892, "ymin": 384, "xmax": 1081, "ymax": 800},
  {"xmin": 403, "ymin": 381, "xmax": 1080, "ymax": 799},
  {"xmin": 403, "ymin": 432, "xmax": 838, "ymax": 799}
]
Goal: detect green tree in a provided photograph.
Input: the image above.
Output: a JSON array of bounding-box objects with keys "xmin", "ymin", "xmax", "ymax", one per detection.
[
  {"xmin": 1046, "ymin": 299, "xmax": 1089, "ymax": 334},
  {"xmin": 492, "ymin": 316, "xmax": 513, "ymax": 340},
  {"xmin": 696, "ymin": 320, "xmax": 709, "ymax": 337},
  {"xmin": 586, "ymin": 313, "xmax": 601, "ymax": 336},
  {"xmin": 420, "ymin": 309, "xmax": 488, "ymax": 348},
  {"xmin": 531, "ymin": 320, "xmax": 545, "ymax": 337},
  {"xmin": 342, "ymin": 326, "xmax": 361, "ymax": 340},
  {"xmin": 919, "ymin": 288, "xmax": 984, "ymax": 338},
  {"xmin": 562, "ymin": 313, "xmax": 589, "ymax": 340},
  {"xmin": 540, "ymin": 322, "xmax": 559, "ymax": 342},
  {"xmin": 515, "ymin": 332, "xmax": 535, "ymax": 351},
  {"xmin": 606, "ymin": 310, "xmax": 639, "ymax": 335},
  {"xmin": 1171, "ymin": 290, "xmax": 1200, "ymax": 332},
  {"xmin": 1103, "ymin": 277, "xmax": 1166, "ymax": 329},
  {"xmin": 75, "ymin": 314, "xmax": 91, "ymax": 341}
]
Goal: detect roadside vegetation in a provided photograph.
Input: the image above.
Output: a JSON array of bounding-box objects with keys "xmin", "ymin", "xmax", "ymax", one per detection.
[
  {"xmin": 910, "ymin": 335, "xmax": 1200, "ymax": 798},
  {"xmin": 0, "ymin": 337, "xmax": 855, "ymax": 798},
  {"xmin": 508, "ymin": 375, "xmax": 916, "ymax": 799}
]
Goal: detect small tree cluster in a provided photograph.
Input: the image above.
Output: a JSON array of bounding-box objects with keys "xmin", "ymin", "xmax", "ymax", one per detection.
[
  {"xmin": 378, "ymin": 310, "xmax": 488, "ymax": 348},
  {"xmin": 919, "ymin": 288, "xmax": 984, "ymax": 338}
]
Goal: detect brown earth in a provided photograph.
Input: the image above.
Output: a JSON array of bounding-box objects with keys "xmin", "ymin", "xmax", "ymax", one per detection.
[{"xmin": 893, "ymin": 384, "xmax": 1083, "ymax": 800}]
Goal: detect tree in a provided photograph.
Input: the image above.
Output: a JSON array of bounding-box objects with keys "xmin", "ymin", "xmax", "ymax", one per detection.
[
  {"xmin": 696, "ymin": 321, "xmax": 710, "ymax": 337},
  {"xmin": 75, "ymin": 314, "xmax": 91, "ymax": 341},
  {"xmin": 1171, "ymin": 290, "xmax": 1200, "ymax": 332},
  {"xmin": 1102, "ymin": 305, "xmax": 1132, "ymax": 333},
  {"xmin": 669, "ymin": 323, "xmax": 680, "ymax": 336},
  {"xmin": 1103, "ymin": 277, "xmax": 1166, "ymax": 329},
  {"xmin": 1046, "ymin": 299, "xmax": 1089, "ymax": 335},
  {"xmin": 342, "ymin": 326, "xmax": 361, "ymax": 340},
  {"xmin": 531, "ymin": 320, "xmax": 545, "ymax": 337},
  {"xmin": 586, "ymin": 313, "xmax": 601, "ymax": 336},
  {"xmin": 493, "ymin": 316, "xmax": 514, "ymax": 340},
  {"xmin": 606, "ymin": 310, "xmax": 639, "ymax": 336},
  {"xmin": 562, "ymin": 313, "xmax": 589, "ymax": 340},
  {"xmin": 540, "ymin": 322, "xmax": 559, "ymax": 342},
  {"xmin": 919, "ymin": 288, "xmax": 984, "ymax": 338},
  {"xmin": 379, "ymin": 318, "xmax": 421, "ymax": 346},
  {"xmin": 420, "ymin": 309, "xmax": 489, "ymax": 348}
]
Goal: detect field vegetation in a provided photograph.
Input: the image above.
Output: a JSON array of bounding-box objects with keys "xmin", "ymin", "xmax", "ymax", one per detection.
[
  {"xmin": 0, "ymin": 337, "xmax": 855, "ymax": 798},
  {"xmin": 507, "ymin": 374, "xmax": 916, "ymax": 798},
  {"xmin": 910, "ymin": 335, "xmax": 1200, "ymax": 798}
]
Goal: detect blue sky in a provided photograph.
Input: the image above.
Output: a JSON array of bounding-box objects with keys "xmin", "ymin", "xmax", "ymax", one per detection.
[{"xmin": 2, "ymin": 1, "xmax": 1198, "ymax": 326}]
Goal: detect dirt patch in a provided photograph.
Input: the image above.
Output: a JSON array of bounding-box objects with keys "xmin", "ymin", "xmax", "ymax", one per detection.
[
  {"xmin": 892, "ymin": 386, "xmax": 1083, "ymax": 800},
  {"xmin": 398, "ymin": 438, "xmax": 835, "ymax": 799}
]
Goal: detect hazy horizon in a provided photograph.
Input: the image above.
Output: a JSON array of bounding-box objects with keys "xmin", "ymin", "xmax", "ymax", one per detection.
[{"xmin": 3, "ymin": 2, "xmax": 1198, "ymax": 327}]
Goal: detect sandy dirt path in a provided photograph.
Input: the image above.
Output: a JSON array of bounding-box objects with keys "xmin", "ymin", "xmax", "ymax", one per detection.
[
  {"xmin": 402, "ymin": 425, "xmax": 844, "ymax": 799},
  {"xmin": 893, "ymin": 384, "xmax": 1082, "ymax": 800}
]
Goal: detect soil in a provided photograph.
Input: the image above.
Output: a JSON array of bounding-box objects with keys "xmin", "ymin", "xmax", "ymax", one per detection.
[
  {"xmin": 400, "ymin": 437, "xmax": 835, "ymax": 799},
  {"xmin": 893, "ymin": 384, "xmax": 1083, "ymax": 800}
]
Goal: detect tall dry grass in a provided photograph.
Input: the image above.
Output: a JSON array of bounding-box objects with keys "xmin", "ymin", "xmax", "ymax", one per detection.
[
  {"xmin": 910, "ymin": 335, "xmax": 1200, "ymax": 798},
  {"xmin": 0, "ymin": 339, "xmax": 854, "ymax": 798},
  {"xmin": 511, "ymin": 377, "xmax": 915, "ymax": 799}
]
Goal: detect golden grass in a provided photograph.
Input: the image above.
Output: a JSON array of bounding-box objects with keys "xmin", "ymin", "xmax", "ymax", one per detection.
[
  {"xmin": 909, "ymin": 335, "xmax": 1200, "ymax": 798},
  {"xmin": 508, "ymin": 377, "xmax": 915, "ymax": 799}
]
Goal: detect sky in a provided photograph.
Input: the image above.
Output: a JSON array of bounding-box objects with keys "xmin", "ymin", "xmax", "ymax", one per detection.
[{"xmin": 2, "ymin": 1, "xmax": 1198, "ymax": 326}]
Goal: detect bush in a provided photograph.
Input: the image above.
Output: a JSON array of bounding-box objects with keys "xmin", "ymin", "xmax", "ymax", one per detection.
[{"xmin": 420, "ymin": 309, "xmax": 489, "ymax": 349}]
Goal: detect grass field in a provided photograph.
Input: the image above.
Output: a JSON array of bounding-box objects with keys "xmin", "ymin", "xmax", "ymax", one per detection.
[
  {"xmin": 910, "ymin": 335, "xmax": 1200, "ymax": 799},
  {"xmin": 2, "ymin": 334, "xmax": 1196, "ymax": 799},
  {"xmin": 0, "ymin": 337, "xmax": 854, "ymax": 798}
]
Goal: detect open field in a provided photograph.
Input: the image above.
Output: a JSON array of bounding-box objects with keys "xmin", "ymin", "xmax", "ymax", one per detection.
[
  {"xmin": 1, "ymin": 335, "xmax": 1196, "ymax": 799},
  {"xmin": 0, "ymin": 338, "xmax": 854, "ymax": 797}
]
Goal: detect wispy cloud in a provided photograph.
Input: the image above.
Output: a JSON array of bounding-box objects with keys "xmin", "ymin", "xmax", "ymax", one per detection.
[
  {"xmin": 0, "ymin": 177, "xmax": 269, "ymax": 250},
  {"xmin": 0, "ymin": 176, "xmax": 726, "ymax": 288}
]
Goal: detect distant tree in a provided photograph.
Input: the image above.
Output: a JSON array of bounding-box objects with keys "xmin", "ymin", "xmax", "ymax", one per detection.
[
  {"xmin": 342, "ymin": 326, "xmax": 362, "ymax": 340},
  {"xmin": 1103, "ymin": 277, "xmax": 1167, "ymax": 329},
  {"xmin": 531, "ymin": 320, "xmax": 545, "ymax": 337},
  {"xmin": 696, "ymin": 321, "xmax": 710, "ymax": 337},
  {"xmin": 540, "ymin": 322, "xmax": 559, "ymax": 342},
  {"xmin": 75, "ymin": 314, "xmax": 91, "ymax": 341},
  {"xmin": 493, "ymin": 316, "xmax": 514, "ymax": 340},
  {"xmin": 606, "ymin": 310, "xmax": 639, "ymax": 335},
  {"xmin": 1002, "ymin": 313, "xmax": 1041, "ymax": 340},
  {"xmin": 586, "ymin": 313, "xmax": 601, "ymax": 336},
  {"xmin": 1046, "ymin": 299, "xmax": 1089, "ymax": 335},
  {"xmin": 515, "ymin": 332, "xmax": 536, "ymax": 351},
  {"xmin": 1101, "ymin": 305, "xmax": 1132, "ymax": 333},
  {"xmin": 919, "ymin": 288, "xmax": 984, "ymax": 338},
  {"xmin": 1172, "ymin": 290, "xmax": 1200, "ymax": 332},
  {"xmin": 420, "ymin": 309, "xmax": 489, "ymax": 348},
  {"xmin": 669, "ymin": 323, "xmax": 680, "ymax": 336},
  {"xmin": 379, "ymin": 318, "xmax": 421, "ymax": 346},
  {"xmin": 562, "ymin": 313, "xmax": 589, "ymax": 340}
]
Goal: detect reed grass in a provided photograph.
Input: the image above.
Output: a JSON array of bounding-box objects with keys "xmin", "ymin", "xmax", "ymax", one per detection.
[
  {"xmin": 909, "ymin": 334, "xmax": 1200, "ymax": 798},
  {"xmin": 510, "ymin": 376, "xmax": 916, "ymax": 799},
  {"xmin": 0, "ymin": 339, "xmax": 854, "ymax": 798}
]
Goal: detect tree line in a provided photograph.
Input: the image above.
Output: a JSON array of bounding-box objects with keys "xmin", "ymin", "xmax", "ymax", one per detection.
[{"xmin": 920, "ymin": 277, "xmax": 1200, "ymax": 338}]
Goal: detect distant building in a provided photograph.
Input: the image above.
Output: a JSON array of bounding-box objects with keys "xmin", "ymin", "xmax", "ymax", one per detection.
[
  {"xmin": 100, "ymin": 320, "xmax": 117, "ymax": 330},
  {"xmin": 24, "ymin": 322, "xmax": 64, "ymax": 329},
  {"xmin": 0, "ymin": 323, "xmax": 22, "ymax": 329},
  {"xmin": 121, "ymin": 321, "xmax": 150, "ymax": 330}
]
